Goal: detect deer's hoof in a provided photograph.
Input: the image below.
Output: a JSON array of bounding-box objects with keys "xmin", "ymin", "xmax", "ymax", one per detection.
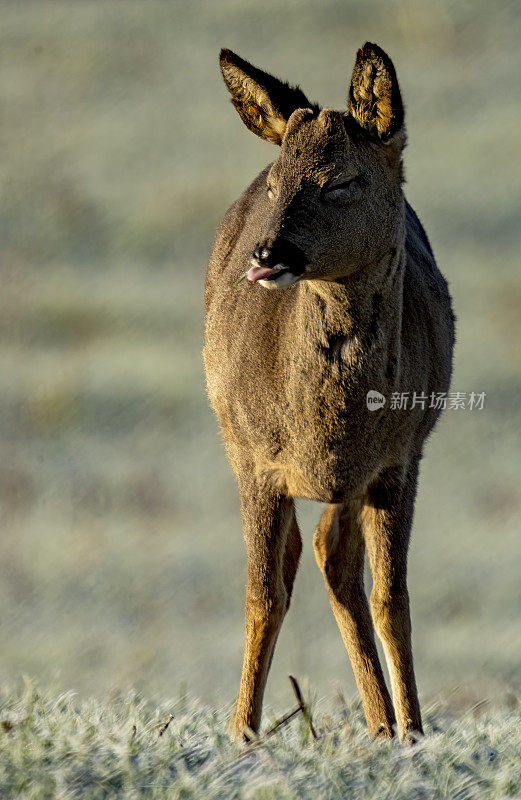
[
  {"xmin": 373, "ymin": 723, "xmax": 395, "ymax": 740},
  {"xmin": 229, "ymin": 716, "xmax": 256, "ymax": 744},
  {"xmin": 400, "ymin": 726, "xmax": 423, "ymax": 745}
]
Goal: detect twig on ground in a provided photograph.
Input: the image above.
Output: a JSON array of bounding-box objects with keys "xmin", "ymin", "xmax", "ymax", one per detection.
[
  {"xmin": 264, "ymin": 706, "xmax": 303, "ymax": 737},
  {"xmin": 289, "ymin": 675, "xmax": 318, "ymax": 739},
  {"xmin": 263, "ymin": 676, "xmax": 318, "ymax": 740},
  {"xmin": 158, "ymin": 714, "xmax": 174, "ymax": 738},
  {"xmin": 218, "ymin": 677, "xmax": 320, "ymax": 778}
]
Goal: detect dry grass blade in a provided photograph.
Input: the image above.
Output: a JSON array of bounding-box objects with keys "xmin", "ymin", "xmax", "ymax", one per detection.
[{"xmin": 233, "ymin": 272, "xmax": 249, "ymax": 287}]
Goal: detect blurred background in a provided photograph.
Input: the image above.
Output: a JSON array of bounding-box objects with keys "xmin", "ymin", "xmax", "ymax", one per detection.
[{"xmin": 0, "ymin": 1, "xmax": 520, "ymax": 710}]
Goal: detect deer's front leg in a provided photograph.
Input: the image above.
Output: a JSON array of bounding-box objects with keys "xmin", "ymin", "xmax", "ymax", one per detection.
[
  {"xmin": 313, "ymin": 502, "xmax": 396, "ymax": 739},
  {"xmin": 231, "ymin": 476, "xmax": 296, "ymax": 740},
  {"xmin": 363, "ymin": 460, "xmax": 423, "ymax": 742}
]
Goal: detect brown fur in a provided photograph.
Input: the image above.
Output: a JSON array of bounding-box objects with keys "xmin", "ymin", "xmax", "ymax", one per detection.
[{"xmin": 204, "ymin": 42, "xmax": 455, "ymax": 742}]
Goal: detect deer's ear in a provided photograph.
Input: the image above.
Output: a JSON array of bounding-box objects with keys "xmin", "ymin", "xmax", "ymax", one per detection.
[
  {"xmin": 220, "ymin": 49, "xmax": 315, "ymax": 145},
  {"xmin": 348, "ymin": 42, "xmax": 404, "ymax": 143}
]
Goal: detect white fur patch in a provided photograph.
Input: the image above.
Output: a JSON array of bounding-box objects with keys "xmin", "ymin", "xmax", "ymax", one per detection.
[{"xmin": 258, "ymin": 268, "xmax": 300, "ymax": 290}]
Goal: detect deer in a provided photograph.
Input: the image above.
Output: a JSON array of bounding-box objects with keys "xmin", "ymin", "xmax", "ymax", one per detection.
[{"xmin": 203, "ymin": 42, "xmax": 455, "ymax": 743}]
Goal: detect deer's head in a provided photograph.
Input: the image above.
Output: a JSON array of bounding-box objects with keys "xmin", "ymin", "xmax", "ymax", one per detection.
[{"xmin": 220, "ymin": 43, "xmax": 406, "ymax": 289}]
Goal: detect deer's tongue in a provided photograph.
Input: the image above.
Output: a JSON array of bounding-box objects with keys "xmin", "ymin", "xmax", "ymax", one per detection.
[{"xmin": 247, "ymin": 264, "xmax": 280, "ymax": 283}]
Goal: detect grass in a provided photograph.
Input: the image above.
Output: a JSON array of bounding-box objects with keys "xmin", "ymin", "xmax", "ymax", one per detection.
[{"xmin": 1, "ymin": 681, "xmax": 520, "ymax": 799}]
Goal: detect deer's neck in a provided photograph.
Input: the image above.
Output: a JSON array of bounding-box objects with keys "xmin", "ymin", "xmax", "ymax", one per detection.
[{"xmin": 295, "ymin": 245, "xmax": 405, "ymax": 352}]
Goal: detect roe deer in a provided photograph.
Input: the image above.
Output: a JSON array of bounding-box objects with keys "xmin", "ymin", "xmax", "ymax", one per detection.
[{"xmin": 204, "ymin": 43, "xmax": 455, "ymax": 743}]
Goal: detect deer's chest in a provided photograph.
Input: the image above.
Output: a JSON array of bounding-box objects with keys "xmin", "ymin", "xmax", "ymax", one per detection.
[
  {"xmin": 205, "ymin": 297, "xmax": 399, "ymax": 501},
  {"xmin": 237, "ymin": 336, "xmax": 390, "ymax": 501}
]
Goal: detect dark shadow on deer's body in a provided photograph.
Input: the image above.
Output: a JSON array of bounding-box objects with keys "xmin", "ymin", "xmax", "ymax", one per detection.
[{"xmin": 204, "ymin": 43, "xmax": 455, "ymax": 743}]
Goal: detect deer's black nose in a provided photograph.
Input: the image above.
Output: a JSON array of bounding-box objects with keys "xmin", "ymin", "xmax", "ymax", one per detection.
[
  {"xmin": 252, "ymin": 245, "xmax": 272, "ymax": 264},
  {"xmin": 252, "ymin": 239, "xmax": 308, "ymax": 275}
]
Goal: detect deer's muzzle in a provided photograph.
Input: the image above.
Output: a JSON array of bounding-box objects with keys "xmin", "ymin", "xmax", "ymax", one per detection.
[{"xmin": 247, "ymin": 240, "xmax": 307, "ymax": 289}]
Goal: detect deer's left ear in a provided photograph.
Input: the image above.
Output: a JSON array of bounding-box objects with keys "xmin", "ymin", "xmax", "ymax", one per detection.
[
  {"xmin": 348, "ymin": 42, "xmax": 404, "ymax": 144},
  {"xmin": 220, "ymin": 49, "xmax": 316, "ymax": 145}
]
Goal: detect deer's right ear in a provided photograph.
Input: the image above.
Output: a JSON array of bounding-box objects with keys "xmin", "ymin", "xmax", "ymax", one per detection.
[
  {"xmin": 219, "ymin": 49, "xmax": 315, "ymax": 145},
  {"xmin": 347, "ymin": 42, "xmax": 404, "ymax": 144}
]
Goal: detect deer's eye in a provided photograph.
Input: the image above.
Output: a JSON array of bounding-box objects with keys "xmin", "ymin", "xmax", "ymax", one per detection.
[
  {"xmin": 267, "ymin": 184, "xmax": 276, "ymax": 200},
  {"xmin": 323, "ymin": 176, "xmax": 360, "ymax": 200}
]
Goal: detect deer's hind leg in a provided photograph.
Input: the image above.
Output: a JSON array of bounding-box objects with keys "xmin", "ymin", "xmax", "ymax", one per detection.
[
  {"xmin": 231, "ymin": 474, "xmax": 301, "ymax": 740},
  {"xmin": 362, "ymin": 460, "xmax": 423, "ymax": 742},
  {"xmin": 313, "ymin": 502, "xmax": 396, "ymax": 738}
]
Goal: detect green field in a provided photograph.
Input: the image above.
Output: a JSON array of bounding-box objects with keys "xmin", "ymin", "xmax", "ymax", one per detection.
[
  {"xmin": 1, "ymin": 1, "xmax": 521, "ymax": 794},
  {"xmin": 1, "ymin": 682, "xmax": 520, "ymax": 799}
]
